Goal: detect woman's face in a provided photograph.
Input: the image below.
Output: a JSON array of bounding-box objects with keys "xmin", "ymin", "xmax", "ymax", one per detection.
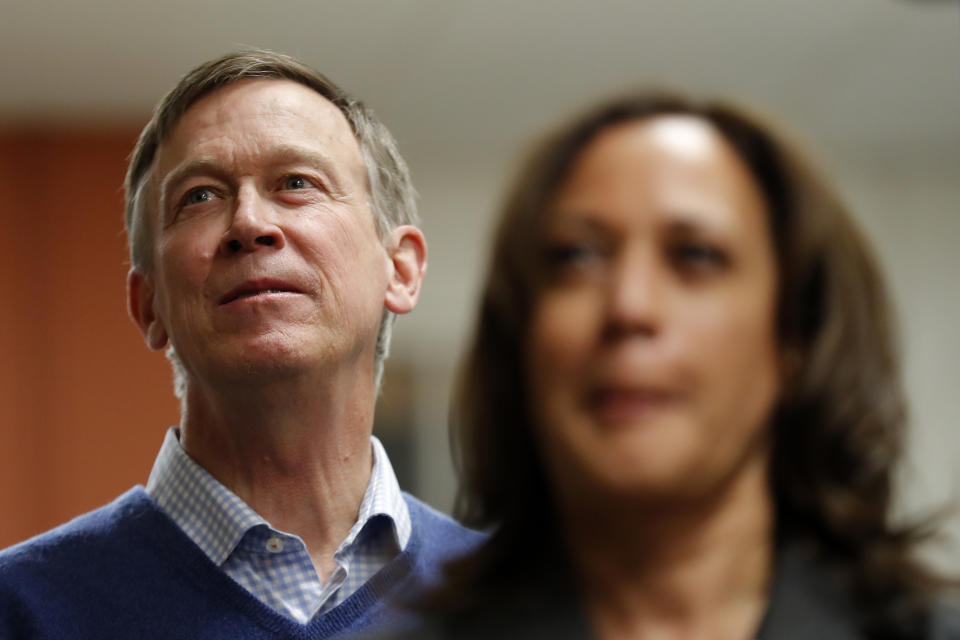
[{"xmin": 527, "ymin": 116, "xmax": 780, "ymax": 505}]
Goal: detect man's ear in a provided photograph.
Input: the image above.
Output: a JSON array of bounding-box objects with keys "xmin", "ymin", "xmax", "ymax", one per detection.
[
  {"xmin": 384, "ymin": 225, "xmax": 427, "ymax": 315},
  {"xmin": 127, "ymin": 269, "xmax": 169, "ymax": 351}
]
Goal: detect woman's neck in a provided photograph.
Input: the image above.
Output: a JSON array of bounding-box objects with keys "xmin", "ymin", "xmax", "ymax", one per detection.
[{"xmin": 563, "ymin": 457, "xmax": 774, "ymax": 640}]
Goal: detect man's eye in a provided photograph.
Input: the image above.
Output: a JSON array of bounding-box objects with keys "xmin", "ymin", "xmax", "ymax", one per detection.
[
  {"xmin": 282, "ymin": 175, "xmax": 311, "ymax": 190},
  {"xmin": 181, "ymin": 187, "xmax": 216, "ymax": 207}
]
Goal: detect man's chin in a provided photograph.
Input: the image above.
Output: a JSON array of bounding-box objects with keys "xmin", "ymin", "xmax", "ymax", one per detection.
[{"xmin": 189, "ymin": 342, "xmax": 314, "ymax": 386}]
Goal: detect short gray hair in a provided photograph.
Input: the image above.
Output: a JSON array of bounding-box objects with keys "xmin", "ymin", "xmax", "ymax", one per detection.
[{"xmin": 124, "ymin": 49, "xmax": 418, "ymax": 396}]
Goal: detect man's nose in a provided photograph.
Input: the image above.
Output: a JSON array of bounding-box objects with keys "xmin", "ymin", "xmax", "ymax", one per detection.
[
  {"xmin": 604, "ymin": 246, "xmax": 663, "ymax": 340},
  {"xmin": 218, "ymin": 189, "xmax": 285, "ymax": 257}
]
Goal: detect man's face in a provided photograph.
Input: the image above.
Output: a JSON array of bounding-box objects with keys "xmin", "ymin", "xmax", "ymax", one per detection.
[{"xmin": 130, "ymin": 78, "xmax": 391, "ymax": 388}]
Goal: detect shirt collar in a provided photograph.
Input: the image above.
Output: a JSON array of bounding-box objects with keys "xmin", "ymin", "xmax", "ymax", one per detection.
[
  {"xmin": 145, "ymin": 427, "xmax": 411, "ymax": 566},
  {"xmin": 347, "ymin": 434, "xmax": 411, "ymax": 553}
]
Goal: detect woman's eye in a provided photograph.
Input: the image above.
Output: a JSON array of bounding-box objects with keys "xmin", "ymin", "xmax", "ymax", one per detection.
[
  {"xmin": 671, "ymin": 243, "xmax": 727, "ymax": 270},
  {"xmin": 543, "ymin": 243, "xmax": 608, "ymax": 277},
  {"xmin": 282, "ymin": 175, "xmax": 311, "ymax": 190},
  {"xmin": 547, "ymin": 244, "xmax": 596, "ymax": 265}
]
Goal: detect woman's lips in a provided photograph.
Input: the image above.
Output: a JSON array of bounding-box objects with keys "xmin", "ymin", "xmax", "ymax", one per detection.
[{"xmin": 587, "ymin": 387, "xmax": 679, "ymax": 424}]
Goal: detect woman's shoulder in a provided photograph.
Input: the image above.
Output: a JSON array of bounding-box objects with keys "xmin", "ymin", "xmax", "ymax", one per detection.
[
  {"xmin": 762, "ymin": 540, "xmax": 959, "ymax": 640},
  {"xmin": 758, "ymin": 542, "xmax": 863, "ymax": 639},
  {"xmin": 360, "ymin": 569, "xmax": 593, "ymax": 640},
  {"xmin": 928, "ymin": 598, "xmax": 960, "ymax": 640}
]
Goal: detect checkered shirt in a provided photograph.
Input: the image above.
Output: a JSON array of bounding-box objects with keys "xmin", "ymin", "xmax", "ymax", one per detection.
[{"xmin": 145, "ymin": 428, "xmax": 411, "ymax": 624}]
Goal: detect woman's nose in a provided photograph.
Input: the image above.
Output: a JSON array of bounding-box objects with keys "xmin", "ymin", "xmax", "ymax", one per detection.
[{"xmin": 604, "ymin": 247, "xmax": 663, "ymax": 340}]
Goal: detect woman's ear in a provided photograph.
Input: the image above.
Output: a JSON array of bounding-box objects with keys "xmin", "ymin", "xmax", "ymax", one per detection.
[
  {"xmin": 384, "ymin": 225, "xmax": 427, "ymax": 315},
  {"xmin": 127, "ymin": 269, "xmax": 169, "ymax": 351}
]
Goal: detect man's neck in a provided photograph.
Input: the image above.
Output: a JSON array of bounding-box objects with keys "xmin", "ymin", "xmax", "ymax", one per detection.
[
  {"xmin": 565, "ymin": 458, "xmax": 774, "ymax": 640},
  {"xmin": 177, "ymin": 366, "xmax": 376, "ymax": 581}
]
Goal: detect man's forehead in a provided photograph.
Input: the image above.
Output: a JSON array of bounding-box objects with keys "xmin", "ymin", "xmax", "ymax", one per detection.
[
  {"xmin": 151, "ymin": 78, "xmax": 365, "ymax": 180},
  {"xmin": 168, "ymin": 78, "xmax": 356, "ymax": 150}
]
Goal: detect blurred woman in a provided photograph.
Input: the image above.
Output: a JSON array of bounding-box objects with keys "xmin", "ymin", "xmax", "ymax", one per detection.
[{"xmin": 420, "ymin": 93, "xmax": 957, "ymax": 639}]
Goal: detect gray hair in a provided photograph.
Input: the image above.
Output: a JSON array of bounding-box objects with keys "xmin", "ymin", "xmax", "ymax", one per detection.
[{"xmin": 124, "ymin": 49, "xmax": 418, "ymax": 397}]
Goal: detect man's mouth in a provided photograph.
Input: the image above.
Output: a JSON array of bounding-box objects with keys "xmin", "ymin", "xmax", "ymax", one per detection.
[{"xmin": 218, "ymin": 281, "xmax": 303, "ymax": 305}]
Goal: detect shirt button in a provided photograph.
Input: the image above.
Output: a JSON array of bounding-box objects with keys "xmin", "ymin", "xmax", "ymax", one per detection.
[{"xmin": 265, "ymin": 536, "xmax": 285, "ymax": 553}]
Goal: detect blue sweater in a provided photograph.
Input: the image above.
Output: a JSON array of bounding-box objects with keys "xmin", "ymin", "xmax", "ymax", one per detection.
[{"xmin": 0, "ymin": 487, "xmax": 482, "ymax": 639}]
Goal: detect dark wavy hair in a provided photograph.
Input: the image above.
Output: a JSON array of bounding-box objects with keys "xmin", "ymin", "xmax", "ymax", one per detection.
[{"xmin": 441, "ymin": 91, "xmax": 950, "ymax": 633}]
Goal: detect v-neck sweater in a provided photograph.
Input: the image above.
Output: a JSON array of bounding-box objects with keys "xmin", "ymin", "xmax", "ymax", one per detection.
[{"xmin": 0, "ymin": 487, "xmax": 483, "ymax": 639}]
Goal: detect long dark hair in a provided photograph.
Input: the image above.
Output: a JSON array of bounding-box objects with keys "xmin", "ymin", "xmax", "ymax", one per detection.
[{"xmin": 442, "ymin": 91, "xmax": 950, "ymax": 631}]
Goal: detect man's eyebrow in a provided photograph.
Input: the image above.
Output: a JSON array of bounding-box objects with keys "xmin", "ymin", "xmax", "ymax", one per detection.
[{"xmin": 267, "ymin": 145, "xmax": 339, "ymax": 172}]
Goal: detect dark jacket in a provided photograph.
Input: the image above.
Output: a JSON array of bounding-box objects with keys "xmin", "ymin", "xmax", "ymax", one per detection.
[{"xmin": 370, "ymin": 543, "xmax": 959, "ymax": 640}]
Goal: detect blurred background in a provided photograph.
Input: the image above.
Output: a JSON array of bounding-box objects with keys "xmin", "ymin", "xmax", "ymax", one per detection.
[{"xmin": 1, "ymin": 0, "xmax": 957, "ymax": 568}]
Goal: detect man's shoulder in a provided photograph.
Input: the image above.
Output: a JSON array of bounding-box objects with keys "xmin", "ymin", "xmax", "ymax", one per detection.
[
  {"xmin": 402, "ymin": 492, "xmax": 485, "ymax": 552},
  {"xmin": 0, "ymin": 487, "xmax": 178, "ymax": 637},
  {"xmin": 399, "ymin": 492, "xmax": 485, "ymax": 589},
  {"xmin": 0, "ymin": 487, "xmax": 154, "ymax": 575}
]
